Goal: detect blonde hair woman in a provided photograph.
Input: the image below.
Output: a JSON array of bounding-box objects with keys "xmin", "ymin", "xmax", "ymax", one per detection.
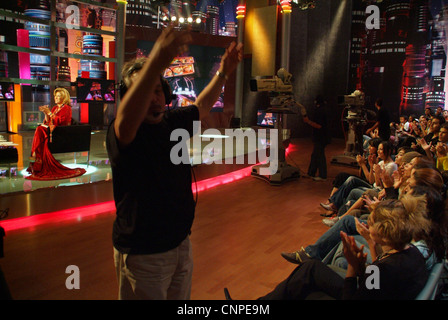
[
  {"xmin": 254, "ymin": 195, "xmax": 430, "ymax": 300},
  {"xmin": 27, "ymin": 87, "xmax": 85, "ymax": 180}
]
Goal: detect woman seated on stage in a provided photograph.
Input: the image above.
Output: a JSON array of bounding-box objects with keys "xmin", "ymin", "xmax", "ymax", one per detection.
[{"xmin": 27, "ymin": 88, "xmax": 86, "ymax": 180}]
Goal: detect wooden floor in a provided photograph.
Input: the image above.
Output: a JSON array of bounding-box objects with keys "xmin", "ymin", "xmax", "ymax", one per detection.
[{"xmin": 0, "ymin": 138, "xmax": 358, "ymax": 300}]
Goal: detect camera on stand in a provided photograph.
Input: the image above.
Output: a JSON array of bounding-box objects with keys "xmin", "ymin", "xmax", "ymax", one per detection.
[
  {"xmin": 250, "ymin": 68, "xmax": 303, "ymax": 185},
  {"xmin": 331, "ymin": 90, "xmax": 367, "ymax": 167}
]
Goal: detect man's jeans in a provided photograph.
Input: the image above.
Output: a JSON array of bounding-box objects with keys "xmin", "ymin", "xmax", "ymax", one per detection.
[{"xmin": 304, "ymin": 215, "xmax": 363, "ymax": 260}]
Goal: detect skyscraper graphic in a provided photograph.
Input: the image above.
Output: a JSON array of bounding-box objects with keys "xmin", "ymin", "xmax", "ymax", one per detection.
[
  {"xmin": 400, "ymin": 0, "xmax": 429, "ymax": 115},
  {"xmin": 349, "ymin": 0, "xmax": 447, "ymax": 118},
  {"xmin": 207, "ymin": 6, "xmax": 219, "ymax": 35}
]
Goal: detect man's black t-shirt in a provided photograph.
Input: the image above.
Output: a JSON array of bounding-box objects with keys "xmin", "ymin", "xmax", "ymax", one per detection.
[
  {"xmin": 106, "ymin": 105, "xmax": 199, "ymax": 254},
  {"xmin": 310, "ymin": 106, "xmax": 328, "ymax": 145}
]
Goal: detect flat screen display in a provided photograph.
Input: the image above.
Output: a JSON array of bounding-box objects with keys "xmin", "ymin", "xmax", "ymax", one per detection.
[
  {"xmin": 0, "ymin": 82, "xmax": 15, "ymax": 101},
  {"xmin": 76, "ymin": 78, "xmax": 115, "ymax": 103},
  {"xmin": 257, "ymin": 110, "xmax": 276, "ymax": 128},
  {"xmin": 23, "ymin": 111, "xmax": 43, "ymax": 125}
]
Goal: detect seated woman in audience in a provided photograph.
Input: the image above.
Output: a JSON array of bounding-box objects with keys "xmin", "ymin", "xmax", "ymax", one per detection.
[
  {"xmin": 419, "ymin": 115, "xmax": 430, "ymax": 135},
  {"xmin": 282, "ymin": 166, "xmax": 445, "ymax": 266},
  {"xmin": 383, "ymin": 154, "xmax": 436, "ymax": 199},
  {"xmin": 321, "ymin": 141, "xmax": 396, "ymax": 225},
  {"xmin": 253, "ymin": 196, "xmax": 431, "ymax": 300},
  {"xmin": 26, "ymin": 87, "xmax": 86, "ymax": 180}
]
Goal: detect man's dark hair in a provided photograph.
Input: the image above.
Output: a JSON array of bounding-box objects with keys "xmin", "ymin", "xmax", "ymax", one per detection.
[
  {"xmin": 119, "ymin": 57, "xmax": 173, "ymax": 104},
  {"xmin": 434, "ymin": 115, "xmax": 446, "ymax": 125}
]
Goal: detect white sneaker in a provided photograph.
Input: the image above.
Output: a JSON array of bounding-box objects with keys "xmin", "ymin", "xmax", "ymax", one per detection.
[{"xmin": 322, "ymin": 216, "xmax": 339, "ymax": 227}]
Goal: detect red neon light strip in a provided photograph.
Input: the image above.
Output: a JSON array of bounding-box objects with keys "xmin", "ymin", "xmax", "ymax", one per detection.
[
  {"xmin": 1, "ymin": 202, "xmax": 116, "ymax": 232},
  {"xmin": 1, "ymin": 165, "xmax": 257, "ymax": 232}
]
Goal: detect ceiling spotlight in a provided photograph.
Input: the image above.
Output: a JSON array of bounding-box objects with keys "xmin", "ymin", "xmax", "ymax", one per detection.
[
  {"xmin": 171, "ymin": 16, "xmax": 177, "ymax": 21},
  {"xmin": 179, "ymin": 17, "xmax": 185, "ymax": 23},
  {"xmin": 187, "ymin": 17, "xmax": 193, "ymax": 23},
  {"xmin": 195, "ymin": 17, "xmax": 201, "ymax": 24}
]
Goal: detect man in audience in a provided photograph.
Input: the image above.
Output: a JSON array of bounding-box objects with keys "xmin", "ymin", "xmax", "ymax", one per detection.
[{"xmin": 366, "ymin": 98, "xmax": 391, "ymax": 142}]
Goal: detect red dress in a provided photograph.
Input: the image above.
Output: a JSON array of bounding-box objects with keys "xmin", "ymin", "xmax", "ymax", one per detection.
[{"xmin": 26, "ymin": 104, "xmax": 86, "ymax": 180}]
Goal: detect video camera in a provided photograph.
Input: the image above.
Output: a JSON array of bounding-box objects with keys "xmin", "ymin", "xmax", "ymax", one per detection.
[
  {"xmin": 250, "ymin": 68, "xmax": 304, "ymax": 115},
  {"xmin": 338, "ymin": 90, "xmax": 365, "ymax": 107},
  {"xmin": 338, "ymin": 90, "xmax": 366, "ymax": 121},
  {"xmin": 250, "ymin": 68, "xmax": 293, "ymax": 93}
]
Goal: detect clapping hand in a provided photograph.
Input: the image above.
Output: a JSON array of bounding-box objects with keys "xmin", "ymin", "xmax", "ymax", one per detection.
[
  {"xmin": 341, "ymin": 231, "xmax": 367, "ymax": 277},
  {"xmin": 436, "ymin": 142, "xmax": 448, "ymax": 157},
  {"xmin": 379, "ymin": 169, "xmax": 393, "ymax": 188},
  {"xmin": 363, "ymin": 194, "xmax": 380, "ymax": 209},
  {"xmin": 391, "ymin": 169, "xmax": 403, "ymax": 189},
  {"xmin": 39, "ymin": 105, "xmax": 50, "ymax": 114},
  {"xmin": 150, "ymin": 24, "xmax": 193, "ymax": 70},
  {"xmin": 355, "ymin": 217, "xmax": 371, "ymax": 243},
  {"xmin": 356, "ymin": 154, "xmax": 366, "ymax": 166},
  {"xmin": 368, "ymin": 154, "xmax": 377, "ymax": 167},
  {"xmin": 373, "ymin": 163, "xmax": 382, "ymax": 176},
  {"xmin": 418, "ymin": 137, "xmax": 431, "ymax": 152}
]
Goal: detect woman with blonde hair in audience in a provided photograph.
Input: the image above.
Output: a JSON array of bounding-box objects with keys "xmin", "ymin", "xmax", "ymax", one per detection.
[{"xmin": 250, "ymin": 196, "xmax": 431, "ymax": 300}]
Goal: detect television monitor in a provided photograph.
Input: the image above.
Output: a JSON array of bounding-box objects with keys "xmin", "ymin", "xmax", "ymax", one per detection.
[
  {"xmin": 0, "ymin": 82, "xmax": 15, "ymax": 101},
  {"xmin": 76, "ymin": 78, "xmax": 115, "ymax": 103},
  {"xmin": 23, "ymin": 111, "xmax": 43, "ymax": 125},
  {"xmin": 257, "ymin": 110, "xmax": 276, "ymax": 128}
]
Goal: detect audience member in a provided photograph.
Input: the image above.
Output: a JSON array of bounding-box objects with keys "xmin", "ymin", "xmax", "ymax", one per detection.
[{"xmin": 255, "ymin": 196, "xmax": 431, "ymax": 300}]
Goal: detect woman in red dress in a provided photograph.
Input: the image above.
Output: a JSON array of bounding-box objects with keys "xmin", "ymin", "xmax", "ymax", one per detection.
[{"xmin": 26, "ymin": 88, "xmax": 86, "ymax": 180}]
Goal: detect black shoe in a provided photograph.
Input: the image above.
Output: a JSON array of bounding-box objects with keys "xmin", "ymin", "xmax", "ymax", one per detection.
[
  {"xmin": 320, "ymin": 211, "xmax": 336, "ymax": 217},
  {"xmin": 281, "ymin": 247, "xmax": 311, "ymax": 265},
  {"xmin": 224, "ymin": 288, "xmax": 232, "ymax": 300}
]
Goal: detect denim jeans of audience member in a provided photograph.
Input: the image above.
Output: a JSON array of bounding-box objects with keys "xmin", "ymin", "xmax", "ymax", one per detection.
[
  {"xmin": 304, "ymin": 215, "xmax": 363, "ymax": 260},
  {"xmin": 336, "ymin": 187, "xmax": 369, "ymax": 216},
  {"xmin": 329, "ymin": 176, "xmax": 372, "ymax": 208}
]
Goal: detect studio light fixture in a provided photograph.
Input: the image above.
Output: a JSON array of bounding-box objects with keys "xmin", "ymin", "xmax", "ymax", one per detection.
[
  {"xmin": 280, "ymin": 0, "xmax": 292, "ymax": 13},
  {"xmin": 236, "ymin": 5, "xmax": 246, "ymax": 19}
]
